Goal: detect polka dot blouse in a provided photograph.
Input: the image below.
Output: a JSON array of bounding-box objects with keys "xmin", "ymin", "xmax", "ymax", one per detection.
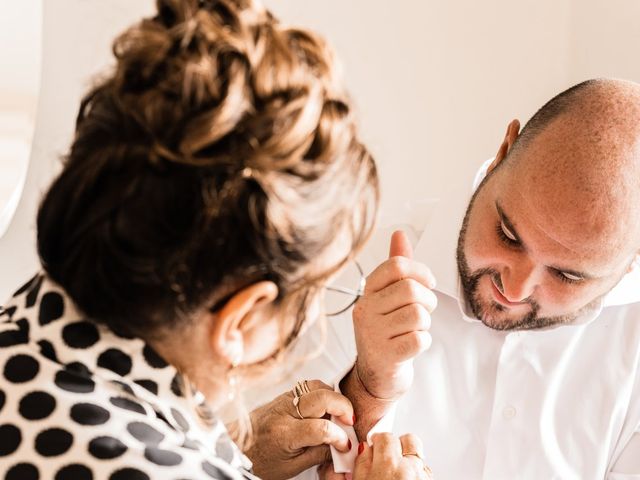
[{"xmin": 0, "ymin": 273, "xmax": 258, "ymax": 480}]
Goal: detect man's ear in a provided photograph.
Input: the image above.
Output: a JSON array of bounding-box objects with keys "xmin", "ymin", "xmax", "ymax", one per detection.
[
  {"xmin": 488, "ymin": 119, "xmax": 521, "ymax": 174},
  {"xmin": 209, "ymin": 282, "xmax": 279, "ymax": 367}
]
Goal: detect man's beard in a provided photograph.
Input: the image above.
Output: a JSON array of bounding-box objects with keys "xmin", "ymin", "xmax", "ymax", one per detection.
[{"xmin": 455, "ymin": 191, "xmax": 598, "ymax": 331}]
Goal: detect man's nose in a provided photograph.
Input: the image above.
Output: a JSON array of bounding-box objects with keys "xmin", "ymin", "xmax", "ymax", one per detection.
[{"xmin": 501, "ymin": 259, "xmax": 539, "ymax": 303}]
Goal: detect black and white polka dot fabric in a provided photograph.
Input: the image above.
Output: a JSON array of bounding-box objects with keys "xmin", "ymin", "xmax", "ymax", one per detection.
[{"xmin": 0, "ymin": 273, "xmax": 257, "ymax": 480}]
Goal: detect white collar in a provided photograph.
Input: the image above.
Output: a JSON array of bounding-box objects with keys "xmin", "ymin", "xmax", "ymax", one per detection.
[{"xmin": 413, "ymin": 159, "xmax": 640, "ymax": 326}]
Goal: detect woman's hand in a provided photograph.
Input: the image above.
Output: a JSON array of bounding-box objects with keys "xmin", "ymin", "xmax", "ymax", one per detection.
[
  {"xmin": 243, "ymin": 380, "xmax": 354, "ymax": 480},
  {"xmin": 353, "ymin": 433, "xmax": 432, "ymax": 480}
]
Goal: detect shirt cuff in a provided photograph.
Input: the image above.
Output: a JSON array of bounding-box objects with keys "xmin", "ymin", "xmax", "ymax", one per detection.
[{"xmin": 328, "ymin": 366, "xmax": 397, "ymax": 474}]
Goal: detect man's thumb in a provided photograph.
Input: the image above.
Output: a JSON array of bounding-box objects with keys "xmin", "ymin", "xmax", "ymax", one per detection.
[{"xmin": 389, "ymin": 230, "xmax": 413, "ymax": 259}]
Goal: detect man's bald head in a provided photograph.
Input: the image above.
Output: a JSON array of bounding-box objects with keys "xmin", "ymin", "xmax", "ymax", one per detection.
[
  {"xmin": 503, "ymin": 79, "xmax": 640, "ymax": 257},
  {"xmin": 457, "ymin": 78, "xmax": 640, "ymax": 331},
  {"xmin": 510, "ymin": 78, "xmax": 640, "ymax": 158}
]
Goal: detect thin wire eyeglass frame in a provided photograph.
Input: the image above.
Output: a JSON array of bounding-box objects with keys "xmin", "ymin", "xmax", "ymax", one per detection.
[{"xmin": 324, "ymin": 260, "xmax": 366, "ymax": 317}]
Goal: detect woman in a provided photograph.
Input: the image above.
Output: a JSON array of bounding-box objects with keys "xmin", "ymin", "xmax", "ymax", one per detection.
[{"xmin": 0, "ymin": 0, "xmax": 427, "ymax": 478}]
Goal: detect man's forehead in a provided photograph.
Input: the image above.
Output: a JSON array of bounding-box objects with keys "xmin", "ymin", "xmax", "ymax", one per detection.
[{"xmin": 493, "ymin": 170, "xmax": 633, "ymax": 276}]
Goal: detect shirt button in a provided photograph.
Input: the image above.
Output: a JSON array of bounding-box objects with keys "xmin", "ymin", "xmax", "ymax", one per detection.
[{"xmin": 502, "ymin": 406, "xmax": 517, "ymax": 420}]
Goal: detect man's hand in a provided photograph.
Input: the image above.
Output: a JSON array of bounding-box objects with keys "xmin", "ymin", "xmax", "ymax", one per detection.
[
  {"xmin": 341, "ymin": 230, "xmax": 437, "ymax": 439},
  {"xmin": 353, "ymin": 230, "xmax": 437, "ymax": 400},
  {"xmin": 243, "ymin": 380, "xmax": 355, "ymax": 480}
]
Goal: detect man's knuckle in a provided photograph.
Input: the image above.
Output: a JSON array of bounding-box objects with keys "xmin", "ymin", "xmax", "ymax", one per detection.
[
  {"xmin": 396, "ymin": 339, "xmax": 412, "ymax": 357},
  {"xmin": 423, "ymin": 313, "xmax": 432, "ymax": 331},
  {"xmin": 408, "ymin": 302, "xmax": 424, "ymax": 318},
  {"xmin": 398, "ymin": 279, "xmax": 420, "ymax": 301},
  {"xmin": 389, "ymin": 257, "xmax": 407, "ymax": 277},
  {"xmin": 397, "ymin": 334, "xmax": 421, "ymax": 357},
  {"xmin": 427, "ymin": 290, "xmax": 438, "ymax": 311},
  {"xmin": 417, "ymin": 308, "xmax": 431, "ymax": 329}
]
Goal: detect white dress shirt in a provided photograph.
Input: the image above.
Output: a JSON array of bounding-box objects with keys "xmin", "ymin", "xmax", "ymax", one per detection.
[{"xmin": 259, "ymin": 160, "xmax": 640, "ymax": 480}]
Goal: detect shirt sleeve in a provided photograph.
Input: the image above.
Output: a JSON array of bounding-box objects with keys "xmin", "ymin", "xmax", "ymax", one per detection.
[
  {"xmin": 608, "ymin": 429, "xmax": 640, "ymax": 479},
  {"xmin": 329, "ymin": 365, "xmax": 398, "ymax": 474}
]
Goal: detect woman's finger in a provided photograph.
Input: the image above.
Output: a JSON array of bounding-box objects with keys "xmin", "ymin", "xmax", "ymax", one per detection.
[
  {"xmin": 291, "ymin": 418, "xmax": 351, "ymax": 452},
  {"xmin": 370, "ymin": 432, "xmax": 402, "ymax": 470},
  {"xmin": 400, "ymin": 434, "xmax": 433, "ymax": 479},
  {"xmin": 353, "ymin": 441, "xmax": 373, "ymax": 477},
  {"xmin": 297, "ymin": 389, "xmax": 354, "ymax": 426},
  {"xmin": 304, "ymin": 379, "xmax": 333, "ymax": 391},
  {"xmin": 400, "ymin": 433, "xmax": 425, "ymax": 467}
]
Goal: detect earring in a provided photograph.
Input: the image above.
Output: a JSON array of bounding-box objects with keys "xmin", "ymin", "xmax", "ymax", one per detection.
[
  {"xmin": 227, "ymin": 368, "xmax": 239, "ymax": 402},
  {"xmin": 227, "ymin": 344, "xmax": 242, "ymax": 402},
  {"xmin": 228, "ymin": 343, "xmax": 243, "ymax": 369}
]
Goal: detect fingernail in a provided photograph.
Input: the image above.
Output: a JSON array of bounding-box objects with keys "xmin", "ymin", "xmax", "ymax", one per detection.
[
  {"xmin": 347, "ymin": 439, "xmax": 352, "ymax": 450},
  {"xmin": 352, "ymin": 414, "xmax": 356, "ymax": 425},
  {"xmin": 357, "ymin": 442, "xmax": 365, "ymax": 455}
]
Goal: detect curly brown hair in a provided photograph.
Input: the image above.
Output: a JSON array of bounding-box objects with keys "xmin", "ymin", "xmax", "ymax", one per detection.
[{"xmin": 37, "ymin": 0, "xmax": 378, "ymax": 352}]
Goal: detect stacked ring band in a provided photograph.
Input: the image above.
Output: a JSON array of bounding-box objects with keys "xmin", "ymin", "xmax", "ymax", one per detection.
[{"xmin": 292, "ymin": 380, "xmax": 311, "ymax": 419}]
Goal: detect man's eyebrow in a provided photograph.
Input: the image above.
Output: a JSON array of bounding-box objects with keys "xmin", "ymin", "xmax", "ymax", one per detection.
[{"xmin": 494, "ymin": 201, "xmax": 595, "ymax": 280}]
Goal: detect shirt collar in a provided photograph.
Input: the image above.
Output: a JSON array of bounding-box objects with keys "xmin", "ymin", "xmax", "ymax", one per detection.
[{"xmin": 413, "ymin": 159, "xmax": 640, "ymax": 327}]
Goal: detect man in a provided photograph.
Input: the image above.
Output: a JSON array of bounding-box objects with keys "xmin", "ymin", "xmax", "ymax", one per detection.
[
  {"xmin": 247, "ymin": 78, "xmax": 640, "ymax": 479},
  {"xmin": 340, "ymin": 77, "xmax": 640, "ymax": 479}
]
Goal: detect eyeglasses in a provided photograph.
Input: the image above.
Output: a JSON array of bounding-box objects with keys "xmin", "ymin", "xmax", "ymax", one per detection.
[
  {"xmin": 323, "ymin": 260, "xmax": 366, "ymax": 316},
  {"xmin": 208, "ymin": 261, "xmax": 366, "ymax": 317}
]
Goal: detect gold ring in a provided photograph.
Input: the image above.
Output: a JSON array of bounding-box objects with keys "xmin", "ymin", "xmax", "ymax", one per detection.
[
  {"xmin": 403, "ymin": 452, "xmax": 432, "ymax": 477},
  {"xmin": 402, "ymin": 451, "xmax": 425, "ymax": 461},
  {"xmin": 292, "ymin": 395, "xmax": 304, "ymax": 419},
  {"xmin": 291, "ymin": 380, "xmax": 311, "ymax": 419}
]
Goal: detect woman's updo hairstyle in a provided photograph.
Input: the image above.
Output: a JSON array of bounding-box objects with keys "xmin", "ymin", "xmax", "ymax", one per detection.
[{"xmin": 37, "ymin": 0, "xmax": 378, "ymax": 347}]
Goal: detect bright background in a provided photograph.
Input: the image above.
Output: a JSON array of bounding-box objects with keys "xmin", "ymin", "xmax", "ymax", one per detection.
[{"xmin": 2, "ymin": 0, "xmax": 640, "ymax": 299}]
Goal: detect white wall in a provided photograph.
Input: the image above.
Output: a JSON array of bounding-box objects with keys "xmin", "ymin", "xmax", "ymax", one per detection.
[
  {"xmin": 0, "ymin": 1, "xmax": 42, "ymax": 245},
  {"xmin": 265, "ymin": 0, "xmax": 574, "ymax": 221},
  {"xmin": 569, "ymin": 0, "xmax": 640, "ymax": 83},
  {"xmin": 0, "ymin": 0, "xmax": 155, "ymax": 298},
  {"xmin": 0, "ymin": 1, "xmax": 42, "ymax": 108},
  {"xmin": 2, "ymin": 0, "xmax": 640, "ymax": 299}
]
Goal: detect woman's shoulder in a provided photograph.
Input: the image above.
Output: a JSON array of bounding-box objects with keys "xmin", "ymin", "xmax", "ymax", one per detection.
[
  {"xmin": 0, "ymin": 273, "xmax": 254, "ymax": 480},
  {"xmin": 1, "ymin": 365, "xmax": 249, "ymax": 479}
]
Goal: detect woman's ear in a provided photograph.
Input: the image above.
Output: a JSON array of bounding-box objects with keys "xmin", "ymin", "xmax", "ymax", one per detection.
[
  {"xmin": 488, "ymin": 119, "xmax": 521, "ymax": 173},
  {"xmin": 209, "ymin": 282, "xmax": 279, "ymax": 367}
]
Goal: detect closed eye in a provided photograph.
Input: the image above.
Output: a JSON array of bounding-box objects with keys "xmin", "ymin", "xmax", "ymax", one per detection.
[
  {"xmin": 496, "ymin": 221, "xmax": 520, "ymax": 247},
  {"xmin": 554, "ymin": 270, "xmax": 585, "ymax": 284}
]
